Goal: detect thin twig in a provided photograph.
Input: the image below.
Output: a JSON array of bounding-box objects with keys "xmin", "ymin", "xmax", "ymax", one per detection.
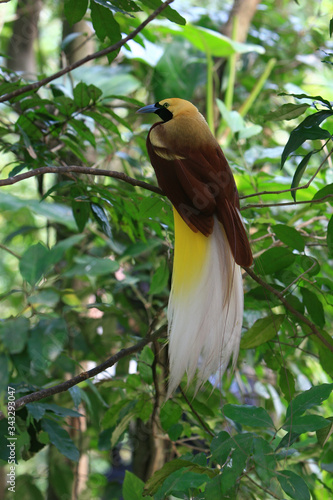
[
  {"xmin": 281, "ymin": 259, "xmax": 317, "ymax": 295},
  {"xmin": 270, "ymin": 340, "xmax": 319, "ymax": 358},
  {"xmin": 242, "ymin": 193, "xmax": 333, "ymax": 210},
  {"xmin": 0, "ymin": 165, "xmax": 163, "ymax": 194},
  {"xmin": 179, "ymin": 386, "xmax": 215, "ymax": 437},
  {"xmin": 244, "ymin": 267, "xmax": 333, "ymax": 353},
  {"xmin": 0, "ymin": 0, "xmax": 175, "ymax": 103},
  {"xmin": 0, "ymin": 243, "xmax": 21, "ymax": 259},
  {"xmin": 0, "ymin": 329, "xmax": 164, "ymax": 420},
  {"xmin": 245, "ymin": 473, "xmax": 282, "ymax": 499}
]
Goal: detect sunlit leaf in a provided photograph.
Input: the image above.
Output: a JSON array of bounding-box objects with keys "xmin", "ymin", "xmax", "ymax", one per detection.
[
  {"xmin": 265, "ymin": 103, "xmax": 309, "ymax": 121},
  {"xmin": 272, "ymin": 224, "xmax": 305, "ymax": 251},
  {"xmin": 254, "ymin": 247, "xmax": 296, "ymax": 275},
  {"xmin": 154, "ymin": 24, "xmax": 264, "ymax": 57}
]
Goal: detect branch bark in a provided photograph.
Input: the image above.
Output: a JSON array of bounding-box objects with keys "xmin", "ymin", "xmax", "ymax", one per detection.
[
  {"xmin": 0, "ymin": 328, "xmax": 165, "ymax": 420},
  {"xmin": 0, "ymin": 0, "xmax": 175, "ymax": 103},
  {"xmin": 0, "ymin": 165, "xmax": 163, "ymax": 195}
]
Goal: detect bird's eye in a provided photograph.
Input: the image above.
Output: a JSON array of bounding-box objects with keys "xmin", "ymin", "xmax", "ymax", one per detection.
[{"xmin": 163, "ymin": 102, "xmax": 170, "ymax": 108}]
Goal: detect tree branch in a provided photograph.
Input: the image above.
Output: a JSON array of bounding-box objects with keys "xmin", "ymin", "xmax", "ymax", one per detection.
[
  {"xmin": 244, "ymin": 267, "xmax": 333, "ymax": 353},
  {"xmin": 0, "ymin": 328, "xmax": 165, "ymax": 420},
  {"xmin": 0, "ymin": 0, "xmax": 175, "ymax": 103},
  {"xmin": 241, "ymin": 194, "xmax": 333, "ymax": 210},
  {"xmin": 0, "ymin": 165, "xmax": 163, "ymax": 195}
]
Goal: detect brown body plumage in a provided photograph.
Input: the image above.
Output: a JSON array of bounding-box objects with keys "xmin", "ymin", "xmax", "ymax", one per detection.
[
  {"xmin": 139, "ymin": 98, "xmax": 252, "ymax": 394},
  {"xmin": 145, "ymin": 99, "xmax": 252, "ymax": 267}
]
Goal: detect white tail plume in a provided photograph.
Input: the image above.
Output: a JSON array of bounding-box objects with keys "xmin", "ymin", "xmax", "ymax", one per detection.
[{"xmin": 167, "ymin": 211, "xmax": 243, "ymax": 397}]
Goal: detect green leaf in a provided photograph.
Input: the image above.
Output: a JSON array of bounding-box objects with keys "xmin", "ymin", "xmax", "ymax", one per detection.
[
  {"xmin": 253, "ymin": 437, "xmax": 277, "ymax": 484},
  {"xmin": 327, "ymin": 215, "xmax": 333, "ymax": 254},
  {"xmin": 300, "ymin": 287, "xmax": 325, "ymax": 328},
  {"xmin": 149, "ymin": 260, "xmax": 169, "ymax": 294},
  {"xmin": 211, "ymin": 432, "xmax": 254, "ymax": 465},
  {"xmin": 316, "ymin": 333, "xmax": 333, "ymax": 377},
  {"xmin": 19, "ymin": 242, "xmax": 51, "ymax": 286},
  {"xmin": 240, "ymin": 314, "xmax": 285, "ymax": 349},
  {"xmin": 0, "ymin": 354, "xmax": 9, "ymax": 393},
  {"xmin": 278, "ymin": 92, "xmax": 332, "ymax": 110},
  {"xmin": 144, "ymin": 458, "xmax": 215, "ymax": 496},
  {"xmin": 90, "ymin": 0, "xmax": 121, "ymax": 43},
  {"xmin": 102, "ymin": 400, "xmax": 129, "ymax": 428},
  {"xmin": 160, "ymin": 401, "xmax": 182, "ymax": 432},
  {"xmin": 277, "ymin": 470, "xmax": 310, "ymax": 500},
  {"xmin": 111, "ymin": 406, "xmax": 137, "ymax": 447},
  {"xmin": 276, "ymin": 432, "xmax": 300, "ymax": 451},
  {"xmin": 316, "ymin": 417, "xmax": 333, "ymax": 446},
  {"xmin": 265, "ymin": 103, "xmax": 309, "ymax": 121},
  {"xmin": 14, "ymin": 476, "xmax": 44, "ymax": 500},
  {"xmin": 283, "ymin": 415, "xmax": 330, "ymax": 434},
  {"xmin": 138, "ymin": 346, "xmax": 154, "ymax": 384},
  {"xmin": 285, "ymin": 383, "xmax": 333, "ymax": 421},
  {"xmin": 83, "ymin": 110, "xmax": 120, "ymax": 135},
  {"xmin": 64, "ymin": 255, "xmax": 119, "ymax": 278},
  {"xmin": 224, "ymin": 404, "xmax": 275, "ymax": 428},
  {"xmin": 312, "ymin": 182, "xmax": 333, "ymax": 203},
  {"xmin": 64, "ymin": 0, "xmax": 88, "ymax": 25},
  {"xmin": 0, "ymin": 317, "xmax": 29, "ymax": 354},
  {"xmin": 48, "ymin": 234, "xmax": 85, "ymax": 265},
  {"xmin": 138, "ymin": 0, "xmax": 186, "ymax": 25},
  {"xmin": 122, "ymin": 239, "xmax": 161, "ymax": 258},
  {"xmin": 28, "ymin": 402, "xmax": 82, "ymax": 421},
  {"xmin": 28, "ymin": 318, "xmax": 68, "ymax": 371},
  {"xmin": 123, "ymin": 471, "xmax": 152, "ymax": 500},
  {"xmin": 214, "ymin": 434, "xmax": 254, "ymax": 494},
  {"xmin": 155, "ymin": 24, "xmax": 264, "ymax": 57},
  {"xmin": 281, "ymin": 110, "xmax": 333, "ymax": 167},
  {"xmin": 91, "ymin": 202, "xmax": 112, "ymax": 238},
  {"xmin": 272, "ymin": 224, "xmax": 305, "ymax": 252},
  {"xmin": 70, "ymin": 118, "xmax": 96, "ymax": 147},
  {"xmin": 279, "ymin": 368, "xmax": 295, "ymax": 401},
  {"xmin": 254, "ymin": 247, "xmax": 296, "ymax": 275},
  {"xmin": 73, "ymin": 82, "xmax": 102, "ymax": 108},
  {"xmin": 290, "ymin": 151, "xmax": 313, "ymax": 201},
  {"xmin": 41, "ymin": 419, "xmax": 79, "ymax": 462}
]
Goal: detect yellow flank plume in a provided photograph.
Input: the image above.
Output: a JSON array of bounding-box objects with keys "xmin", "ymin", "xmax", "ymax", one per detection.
[{"xmin": 172, "ymin": 208, "xmax": 209, "ymax": 296}]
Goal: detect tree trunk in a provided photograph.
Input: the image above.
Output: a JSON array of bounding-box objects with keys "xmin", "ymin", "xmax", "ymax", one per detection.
[
  {"xmin": 7, "ymin": 0, "xmax": 42, "ymax": 76},
  {"xmin": 222, "ymin": 0, "xmax": 262, "ymax": 43}
]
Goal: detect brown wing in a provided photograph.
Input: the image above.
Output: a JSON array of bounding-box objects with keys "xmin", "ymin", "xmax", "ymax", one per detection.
[{"xmin": 147, "ymin": 125, "xmax": 253, "ymax": 267}]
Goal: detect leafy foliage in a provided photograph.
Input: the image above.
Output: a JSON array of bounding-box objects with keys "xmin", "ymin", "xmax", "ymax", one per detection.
[{"xmin": 0, "ymin": 0, "xmax": 333, "ymax": 499}]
